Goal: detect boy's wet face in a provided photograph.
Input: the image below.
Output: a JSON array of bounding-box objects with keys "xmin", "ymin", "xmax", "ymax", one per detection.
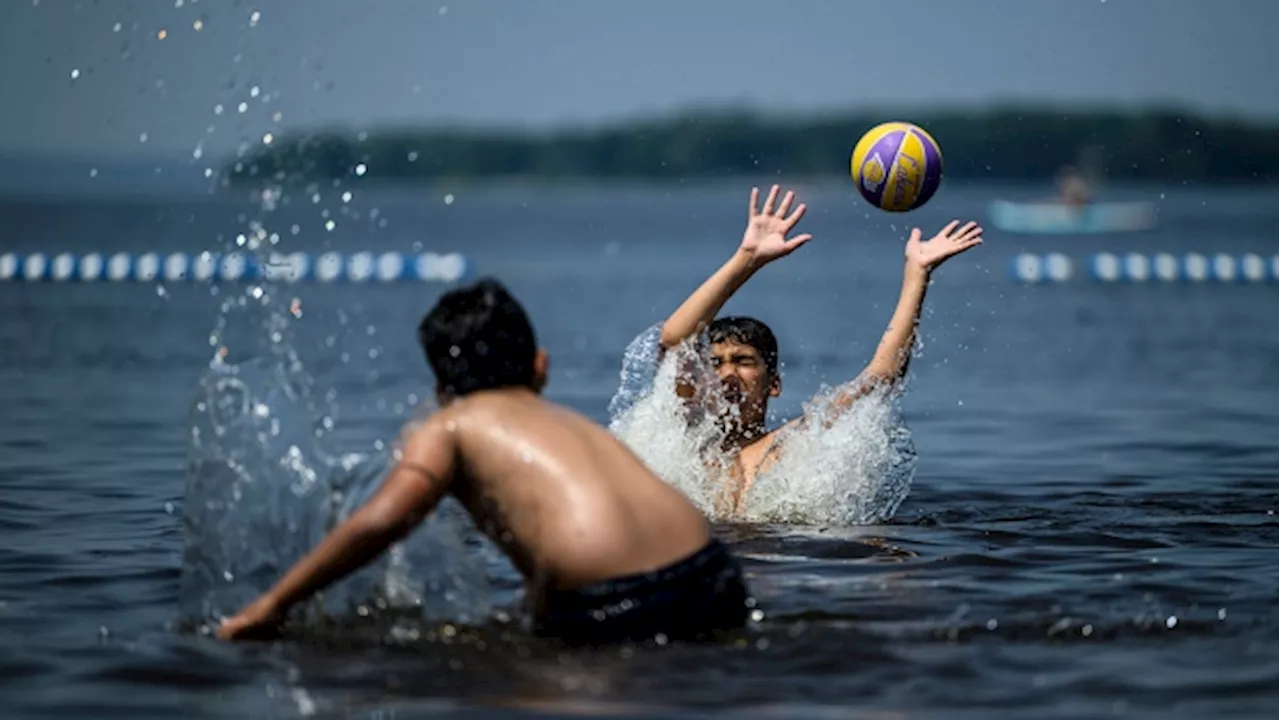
[{"xmin": 709, "ymin": 340, "xmax": 778, "ymax": 423}]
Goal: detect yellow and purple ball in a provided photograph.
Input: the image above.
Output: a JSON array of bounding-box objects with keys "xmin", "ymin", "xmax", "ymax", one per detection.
[{"xmin": 850, "ymin": 122, "xmax": 944, "ymax": 212}]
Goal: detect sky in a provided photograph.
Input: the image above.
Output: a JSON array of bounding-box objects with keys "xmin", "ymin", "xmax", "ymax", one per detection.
[{"xmin": 0, "ymin": 0, "xmax": 1275, "ymax": 158}]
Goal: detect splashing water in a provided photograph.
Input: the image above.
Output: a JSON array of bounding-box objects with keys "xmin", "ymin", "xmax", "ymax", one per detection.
[
  {"xmin": 607, "ymin": 324, "xmax": 916, "ymax": 525},
  {"xmin": 739, "ymin": 383, "xmax": 916, "ymax": 525},
  {"xmin": 607, "ymin": 325, "xmax": 730, "ymax": 513},
  {"xmin": 177, "ymin": 203, "xmax": 491, "ymax": 635}
]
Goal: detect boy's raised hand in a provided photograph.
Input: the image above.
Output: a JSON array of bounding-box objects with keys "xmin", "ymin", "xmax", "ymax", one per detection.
[
  {"xmin": 739, "ymin": 185, "xmax": 812, "ymax": 265},
  {"xmin": 905, "ymin": 220, "xmax": 983, "ymax": 274}
]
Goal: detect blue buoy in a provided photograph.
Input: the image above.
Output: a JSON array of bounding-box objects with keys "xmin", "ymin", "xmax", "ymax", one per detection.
[
  {"xmin": 1007, "ymin": 252, "xmax": 1276, "ymax": 285},
  {"xmin": 0, "ymin": 251, "xmax": 471, "ymax": 284}
]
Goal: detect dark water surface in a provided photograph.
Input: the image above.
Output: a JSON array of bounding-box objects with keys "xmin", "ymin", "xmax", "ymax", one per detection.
[{"xmin": 0, "ymin": 181, "xmax": 1275, "ymax": 718}]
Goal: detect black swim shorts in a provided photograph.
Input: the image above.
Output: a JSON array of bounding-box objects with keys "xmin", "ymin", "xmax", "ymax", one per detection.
[{"xmin": 534, "ymin": 538, "xmax": 753, "ymax": 646}]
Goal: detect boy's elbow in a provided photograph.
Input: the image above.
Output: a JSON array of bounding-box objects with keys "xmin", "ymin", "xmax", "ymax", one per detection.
[{"xmin": 658, "ymin": 324, "xmax": 681, "ymax": 349}]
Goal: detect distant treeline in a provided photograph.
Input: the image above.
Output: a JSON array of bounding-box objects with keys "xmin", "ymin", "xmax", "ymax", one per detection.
[{"xmin": 226, "ymin": 106, "xmax": 1278, "ymax": 185}]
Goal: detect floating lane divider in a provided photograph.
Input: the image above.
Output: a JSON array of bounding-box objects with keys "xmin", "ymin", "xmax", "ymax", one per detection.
[
  {"xmin": 0, "ymin": 251, "xmax": 470, "ymax": 284},
  {"xmin": 1010, "ymin": 252, "xmax": 1278, "ymax": 284}
]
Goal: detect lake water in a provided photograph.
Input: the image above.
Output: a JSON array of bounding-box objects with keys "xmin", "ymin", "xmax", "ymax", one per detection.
[{"xmin": 0, "ymin": 178, "xmax": 1275, "ymax": 719}]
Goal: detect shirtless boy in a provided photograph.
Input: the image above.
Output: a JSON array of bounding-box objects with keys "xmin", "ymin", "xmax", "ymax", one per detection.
[
  {"xmin": 657, "ymin": 185, "xmax": 983, "ymax": 514},
  {"xmin": 217, "ymin": 278, "xmax": 751, "ymax": 646}
]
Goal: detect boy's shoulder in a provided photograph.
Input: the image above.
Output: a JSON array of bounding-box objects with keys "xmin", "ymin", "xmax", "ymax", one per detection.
[{"xmin": 406, "ymin": 391, "xmax": 566, "ymax": 438}]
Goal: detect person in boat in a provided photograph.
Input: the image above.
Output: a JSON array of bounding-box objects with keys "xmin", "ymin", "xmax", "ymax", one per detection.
[
  {"xmin": 1056, "ymin": 165, "xmax": 1092, "ymax": 207},
  {"xmin": 216, "ymin": 278, "xmax": 753, "ymax": 646},
  {"xmin": 645, "ymin": 185, "xmax": 983, "ymax": 516}
]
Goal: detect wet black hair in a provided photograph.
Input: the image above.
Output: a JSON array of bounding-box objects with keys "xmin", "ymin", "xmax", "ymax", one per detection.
[
  {"xmin": 417, "ymin": 277, "xmax": 538, "ymax": 397},
  {"xmin": 707, "ymin": 316, "xmax": 779, "ymax": 376}
]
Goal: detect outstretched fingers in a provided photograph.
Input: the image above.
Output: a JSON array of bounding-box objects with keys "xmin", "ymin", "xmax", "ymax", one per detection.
[
  {"xmin": 761, "ymin": 185, "xmax": 780, "ymax": 215},
  {"xmin": 783, "ymin": 202, "xmax": 807, "ymax": 229},
  {"xmin": 936, "ymin": 220, "xmax": 960, "ymax": 238},
  {"xmin": 775, "ymin": 190, "xmax": 795, "ymax": 217},
  {"xmin": 950, "ymin": 221, "xmax": 980, "ymax": 242},
  {"xmin": 785, "ymin": 233, "xmax": 813, "ymax": 251}
]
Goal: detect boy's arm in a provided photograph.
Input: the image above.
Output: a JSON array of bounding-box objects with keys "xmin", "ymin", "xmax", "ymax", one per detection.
[
  {"xmin": 659, "ymin": 248, "xmax": 757, "ymax": 349},
  {"xmin": 216, "ymin": 418, "xmax": 458, "ymax": 640},
  {"xmin": 659, "ymin": 185, "xmax": 811, "ymax": 350},
  {"xmin": 804, "ymin": 221, "xmax": 984, "ymax": 424}
]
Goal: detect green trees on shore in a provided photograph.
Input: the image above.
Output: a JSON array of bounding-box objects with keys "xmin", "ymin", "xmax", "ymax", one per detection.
[{"xmin": 226, "ymin": 106, "xmax": 1277, "ymax": 186}]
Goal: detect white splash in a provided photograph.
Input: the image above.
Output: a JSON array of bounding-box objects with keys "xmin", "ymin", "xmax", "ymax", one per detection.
[
  {"xmin": 608, "ymin": 324, "xmax": 915, "ymax": 526},
  {"xmin": 739, "ymin": 382, "xmax": 916, "ymax": 525},
  {"xmin": 177, "ymin": 191, "xmax": 492, "ymax": 633}
]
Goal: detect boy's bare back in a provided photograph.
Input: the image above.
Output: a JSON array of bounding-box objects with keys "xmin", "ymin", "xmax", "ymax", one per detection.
[
  {"xmin": 401, "ymin": 389, "xmax": 711, "ymax": 593},
  {"xmin": 216, "ymin": 277, "xmax": 751, "ymax": 646}
]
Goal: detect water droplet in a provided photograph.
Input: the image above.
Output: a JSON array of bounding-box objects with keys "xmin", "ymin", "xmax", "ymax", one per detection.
[
  {"xmin": 192, "ymin": 18, "xmax": 203, "ymax": 31},
  {"xmin": 250, "ymin": 85, "xmax": 260, "ymax": 98},
  {"xmin": 249, "ymin": 10, "xmax": 261, "ymax": 26},
  {"xmin": 262, "ymin": 133, "xmax": 273, "ymax": 146},
  {"xmin": 443, "ymin": 193, "xmax": 455, "ymax": 206},
  {"xmin": 439, "ymin": 6, "xmax": 448, "ymax": 15},
  {"xmin": 1164, "ymin": 615, "xmax": 1177, "ymax": 629},
  {"xmin": 407, "ymin": 151, "xmax": 419, "ymax": 162},
  {"xmin": 324, "ymin": 219, "xmax": 335, "ymax": 231},
  {"xmin": 237, "ymin": 102, "xmax": 248, "ymax": 114},
  {"xmin": 139, "ymin": 132, "xmax": 149, "ymax": 143},
  {"xmin": 985, "ymin": 618, "xmax": 998, "ymax": 630},
  {"xmin": 341, "ymin": 191, "xmax": 352, "ymax": 203},
  {"xmin": 355, "ymin": 163, "xmax": 368, "ymax": 176},
  {"xmin": 1217, "ymin": 608, "xmax": 1227, "ymax": 620},
  {"xmin": 112, "ymin": 22, "xmax": 122, "ymax": 32},
  {"xmin": 157, "ymin": 28, "xmax": 168, "ymax": 40},
  {"xmin": 70, "ymin": 68, "xmax": 80, "ymax": 80},
  {"xmin": 89, "ymin": 168, "xmax": 98, "ymax": 178}
]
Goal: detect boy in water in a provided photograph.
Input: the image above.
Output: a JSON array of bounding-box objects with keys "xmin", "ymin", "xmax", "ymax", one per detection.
[
  {"xmin": 654, "ymin": 185, "xmax": 983, "ymax": 515},
  {"xmin": 217, "ymin": 278, "xmax": 751, "ymax": 646}
]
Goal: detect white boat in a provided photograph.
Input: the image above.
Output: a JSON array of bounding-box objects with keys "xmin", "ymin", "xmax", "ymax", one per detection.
[{"xmin": 988, "ymin": 200, "xmax": 1157, "ymax": 235}]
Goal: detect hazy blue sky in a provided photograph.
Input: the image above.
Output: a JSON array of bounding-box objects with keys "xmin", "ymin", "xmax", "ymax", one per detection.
[{"xmin": 0, "ymin": 0, "xmax": 1275, "ymax": 157}]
